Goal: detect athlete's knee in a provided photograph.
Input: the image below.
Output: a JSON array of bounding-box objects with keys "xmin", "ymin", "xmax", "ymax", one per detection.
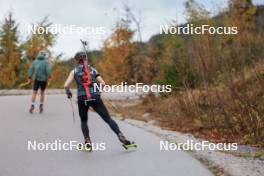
[{"xmin": 40, "ymin": 90, "xmax": 45, "ymax": 95}]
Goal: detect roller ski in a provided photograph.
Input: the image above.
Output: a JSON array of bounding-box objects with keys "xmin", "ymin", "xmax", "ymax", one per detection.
[
  {"xmin": 118, "ymin": 133, "xmax": 137, "ymax": 150},
  {"xmin": 77, "ymin": 139, "xmax": 92, "ymax": 152},
  {"xmin": 29, "ymin": 104, "xmax": 34, "ymax": 114}
]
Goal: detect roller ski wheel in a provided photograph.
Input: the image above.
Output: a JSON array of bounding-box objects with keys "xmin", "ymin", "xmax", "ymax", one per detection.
[
  {"xmin": 29, "ymin": 105, "xmax": 34, "ymax": 114},
  {"xmin": 122, "ymin": 141, "xmax": 137, "ymax": 150},
  {"xmin": 39, "ymin": 104, "xmax": 43, "ymax": 114},
  {"xmin": 77, "ymin": 140, "xmax": 92, "ymax": 152}
]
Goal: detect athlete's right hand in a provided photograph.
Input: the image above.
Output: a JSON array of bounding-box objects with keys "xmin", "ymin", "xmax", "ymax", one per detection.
[{"xmin": 65, "ymin": 87, "xmax": 72, "ymax": 99}]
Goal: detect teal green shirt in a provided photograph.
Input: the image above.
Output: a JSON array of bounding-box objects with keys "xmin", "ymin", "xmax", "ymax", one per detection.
[{"xmin": 28, "ymin": 56, "xmax": 51, "ymax": 81}]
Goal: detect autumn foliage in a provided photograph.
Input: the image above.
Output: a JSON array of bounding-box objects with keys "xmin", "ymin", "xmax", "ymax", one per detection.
[{"xmin": 98, "ymin": 19, "xmax": 136, "ymax": 84}]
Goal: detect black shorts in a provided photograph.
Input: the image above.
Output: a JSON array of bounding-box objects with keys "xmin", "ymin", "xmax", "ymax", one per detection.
[{"xmin": 33, "ymin": 80, "xmax": 47, "ymax": 91}]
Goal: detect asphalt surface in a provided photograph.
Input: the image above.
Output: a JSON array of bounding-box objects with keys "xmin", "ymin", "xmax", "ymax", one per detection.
[{"xmin": 0, "ymin": 94, "xmax": 213, "ymax": 176}]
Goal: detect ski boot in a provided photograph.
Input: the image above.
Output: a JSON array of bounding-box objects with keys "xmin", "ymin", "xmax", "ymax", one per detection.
[
  {"xmin": 39, "ymin": 104, "xmax": 43, "ymax": 114},
  {"xmin": 78, "ymin": 138, "xmax": 92, "ymax": 152},
  {"xmin": 118, "ymin": 133, "xmax": 137, "ymax": 149},
  {"xmin": 29, "ymin": 104, "xmax": 34, "ymax": 114}
]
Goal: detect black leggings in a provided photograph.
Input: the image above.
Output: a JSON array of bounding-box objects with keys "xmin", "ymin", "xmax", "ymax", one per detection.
[{"xmin": 78, "ymin": 96, "xmax": 121, "ymax": 140}]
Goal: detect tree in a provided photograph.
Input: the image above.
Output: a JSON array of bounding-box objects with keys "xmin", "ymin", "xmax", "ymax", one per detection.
[
  {"xmin": 123, "ymin": 3, "xmax": 143, "ymax": 43},
  {"xmin": 49, "ymin": 60, "xmax": 70, "ymax": 88},
  {"xmin": 98, "ymin": 18, "xmax": 135, "ymax": 84},
  {"xmin": 22, "ymin": 17, "xmax": 56, "ymax": 61},
  {"xmin": 226, "ymin": 0, "xmax": 259, "ymax": 68},
  {"xmin": 0, "ymin": 12, "xmax": 20, "ymax": 88},
  {"xmin": 185, "ymin": 0, "xmax": 210, "ymax": 22}
]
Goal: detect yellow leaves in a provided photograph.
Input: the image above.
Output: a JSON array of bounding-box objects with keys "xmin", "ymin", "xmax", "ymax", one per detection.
[
  {"xmin": 0, "ymin": 49, "xmax": 21, "ymax": 87},
  {"xmin": 48, "ymin": 62, "xmax": 70, "ymax": 88},
  {"xmin": 98, "ymin": 20, "xmax": 135, "ymax": 84}
]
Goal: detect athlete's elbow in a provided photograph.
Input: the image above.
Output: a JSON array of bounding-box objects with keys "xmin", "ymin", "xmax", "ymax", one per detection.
[{"xmin": 100, "ymin": 79, "xmax": 106, "ymax": 85}]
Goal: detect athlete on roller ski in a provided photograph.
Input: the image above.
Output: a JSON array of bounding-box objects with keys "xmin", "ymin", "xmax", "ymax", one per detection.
[
  {"xmin": 64, "ymin": 51, "xmax": 136, "ymax": 151},
  {"xmin": 28, "ymin": 51, "xmax": 51, "ymax": 114}
]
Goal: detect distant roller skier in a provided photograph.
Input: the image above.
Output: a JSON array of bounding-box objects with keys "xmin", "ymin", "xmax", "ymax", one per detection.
[
  {"xmin": 28, "ymin": 51, "xmax": 51, "ymax": 113},
  {"xmin": 64, "ymin": 51, "xmax": 136, "ymax": 151}
]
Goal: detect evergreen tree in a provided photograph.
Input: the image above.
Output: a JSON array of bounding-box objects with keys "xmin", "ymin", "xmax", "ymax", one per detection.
[{"xmin": 0, "ymin": 12, "xmax": 20, "ymax": 88}]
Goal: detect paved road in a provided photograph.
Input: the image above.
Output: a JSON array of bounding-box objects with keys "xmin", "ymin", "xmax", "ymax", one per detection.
[{"xmin": 0, "ymin": 95, "xmax": 213, "ymax": 176}]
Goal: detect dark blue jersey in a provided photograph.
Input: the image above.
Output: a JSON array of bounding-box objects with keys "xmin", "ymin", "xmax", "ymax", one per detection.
[{"xmin": 74, "ymin": 64, "xmax": 100, "ymax": 100}]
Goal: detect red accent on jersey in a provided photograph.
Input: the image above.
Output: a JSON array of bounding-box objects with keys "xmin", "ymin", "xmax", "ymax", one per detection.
[{"xmin": 82, "ymin": 59, "xmax": 92, "ymax": 99}]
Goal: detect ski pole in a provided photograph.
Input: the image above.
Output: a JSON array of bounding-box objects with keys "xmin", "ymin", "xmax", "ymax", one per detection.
[
  {"xmin": 69, "ymin": 98, "xmax": 75, "ymax": 123},
  {"xmin": 80, "ymin": 39, "xmax": 89, "ymax": 58}
]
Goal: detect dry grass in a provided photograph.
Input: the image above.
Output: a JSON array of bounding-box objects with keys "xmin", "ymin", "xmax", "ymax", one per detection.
[{"xmin": 118, "ymin": 63, "xmax": 264, "ymax": 147}]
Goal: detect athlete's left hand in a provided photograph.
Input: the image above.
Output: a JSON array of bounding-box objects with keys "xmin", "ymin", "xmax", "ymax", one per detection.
[{"xmin": 65, "ymin": 87, "xmax": 72, "ymax": 99}]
